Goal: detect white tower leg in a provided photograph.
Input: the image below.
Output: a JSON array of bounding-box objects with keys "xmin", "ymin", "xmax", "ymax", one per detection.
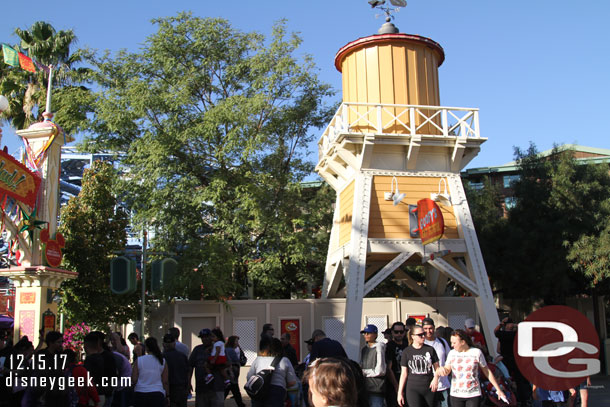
[{"xmin": 343, "ymin": 172, "xmax": 373, "ymax": 360}]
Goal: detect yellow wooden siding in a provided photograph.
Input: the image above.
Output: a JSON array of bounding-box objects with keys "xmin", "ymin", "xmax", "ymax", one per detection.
[
  {"xmin": 340, "ymin": 39, "xmax": 442, "ymax": 135},
  {"xmin": 339, "ymin": 181, "xmax": 355, "ymax": 246},
  {"xmin": 368, "ymin": 175, "xmax": 459, "ymax": 239}
]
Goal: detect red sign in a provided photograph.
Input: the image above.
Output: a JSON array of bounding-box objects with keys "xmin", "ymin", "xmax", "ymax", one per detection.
[
  {"xmin": 417, "ymin": 198, "xmax": 444, "ymax": 245},
  {"xmin": 0, "ymin": 149, "xmax": 41, "ymax": 207},
  {"xmin": 40, "ymin": 229, "xmax": 65, "ymax": 267},
  {"xmin": 408, "ymin": 314, "xmax": 427, "ymax": 326},
  {"xmin": 280, "ymin": 318, "xmax": 301, "ymax": 362}
]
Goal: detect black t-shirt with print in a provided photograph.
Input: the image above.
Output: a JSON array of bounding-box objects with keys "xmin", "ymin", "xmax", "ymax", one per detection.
[
  {"xmin": 385, "ymin": 340, "xmax": 408, "ymax": 380},
  {"xmin": 400, "ymin": 344, "xmax": 438, "ymax": 386}
]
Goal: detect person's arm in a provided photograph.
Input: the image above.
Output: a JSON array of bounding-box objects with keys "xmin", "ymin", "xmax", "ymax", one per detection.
[
  {"xmin": 284, "ymin": 359, "xmax": 297, "ymax": 388},
  {"xmin": 131, "ymin": 358, "xmax": 139, "ymax": 385},
  {"xmin": 480, "ymin": 364, "xmax": 506, "ymax": 401},
  {"xmin": 386, "ymin": 360, "xmax": 398, "ymax": 391},
  {"xmin": 430, "ymin": 362, "xmax": 439, "ymax": 392},
  {"xmin": 161, "ymin": 362, "xmax": 169, "ymax": 399},
  {"xmin": 397, "ymin": 366, "xmax": 408, "ymax": 406},
  {"xmin": 362, "ymin": 343, "xmax": 386, "ymax": 377}
]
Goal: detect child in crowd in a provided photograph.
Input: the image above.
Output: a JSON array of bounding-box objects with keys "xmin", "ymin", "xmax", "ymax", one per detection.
[{"xmin": 207, "ymin": 328, "xmax": 231, "ymax": 387}]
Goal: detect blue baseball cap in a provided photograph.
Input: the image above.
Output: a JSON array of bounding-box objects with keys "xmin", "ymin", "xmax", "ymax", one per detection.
[
  {"xmin": 360, "ymin": 324, "xmax": 378, "ymax": 334},
  {"xmin": 198, "ymin": 328, "xmax": 212, "ymax": 337}
]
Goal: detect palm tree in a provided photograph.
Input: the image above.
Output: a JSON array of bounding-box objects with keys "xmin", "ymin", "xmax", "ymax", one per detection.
[{"xmin": 0, "ymin": 21, "xmax": 91, "ymax": 132}]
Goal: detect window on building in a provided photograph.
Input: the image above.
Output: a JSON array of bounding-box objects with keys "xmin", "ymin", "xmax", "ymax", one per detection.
[
  {"xmin": 469, "ymin": 181, "xmax": 484, "ymax": 190},
  {"xmin": 503, "ymin": 175, "xmax": 520, "ymax": 188},
  {"xmin": 504, "ymin": 196, "xmax": 517, "ymax": 210}
]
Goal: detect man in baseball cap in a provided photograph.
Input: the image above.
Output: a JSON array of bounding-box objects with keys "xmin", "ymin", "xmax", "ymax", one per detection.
[
  {"xmin": 464, "ymin": 318, "xmax": 487, "ymax": 351},
  {"xmin": 360, "ymin": 324, "xmax": 386, "ymax": 407},
  {"xmin": 198, "ymin": 328, "xmax": 211, "ymax": 337}
]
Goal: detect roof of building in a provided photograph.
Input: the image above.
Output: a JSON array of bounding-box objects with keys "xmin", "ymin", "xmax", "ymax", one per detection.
[{"xmin": 462, "ymin": 144, "xmax": 610, "ymax": 176}]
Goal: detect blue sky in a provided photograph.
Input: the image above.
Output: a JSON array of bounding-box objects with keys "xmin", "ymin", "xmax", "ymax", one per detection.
[{"xmin": 1, "ymin": 0, "xmax": 609, "ymax": 170}]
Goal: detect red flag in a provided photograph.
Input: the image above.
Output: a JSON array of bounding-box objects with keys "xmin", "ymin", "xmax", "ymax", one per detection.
[{"xmin": 17, "ymin": 52, "xmax": 36, "ymax": 73}]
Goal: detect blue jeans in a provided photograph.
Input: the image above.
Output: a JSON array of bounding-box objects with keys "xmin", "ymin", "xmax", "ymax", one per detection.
[
  {"xmin": 436, "ymin": 389, "xmax": 449, "ymax": 407},
  {"xmin": 369, "ymin": 393, "xmax": 387, "ymax": 407},
  {"xmin": 251, "ymin": 385, "xmax": 286, "ymax": 407}
]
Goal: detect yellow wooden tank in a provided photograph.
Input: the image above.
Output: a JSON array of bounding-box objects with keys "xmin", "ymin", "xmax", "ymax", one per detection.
[{"xmin": 335, "ymin": 33, "xmax": 445, "ymax": 135}]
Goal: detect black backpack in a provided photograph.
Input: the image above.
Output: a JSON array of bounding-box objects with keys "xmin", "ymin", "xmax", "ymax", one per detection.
[{"xmin": 244, "ymin": 355, "xmax": 281, "ymax": 401}]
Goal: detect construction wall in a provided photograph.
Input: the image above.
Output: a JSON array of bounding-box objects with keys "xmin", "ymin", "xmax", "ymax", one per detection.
[{"xmin": 146, "ymin": 296, "xmax": 478, "ymax": 365}]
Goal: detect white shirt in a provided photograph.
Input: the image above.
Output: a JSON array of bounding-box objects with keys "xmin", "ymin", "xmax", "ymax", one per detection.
[
  {"xmin": 445, "ymin": 347, "xmax": 486, "ymax": 398},
  {"xmin": 135, "ymin": 354, "xmax": 166, "ymax": 395},
  {"xmin": 424, "ymin": 338, "xmax": 450, "ymax": 391}
]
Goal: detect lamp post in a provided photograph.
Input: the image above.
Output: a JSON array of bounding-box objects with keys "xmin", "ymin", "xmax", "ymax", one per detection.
[{"xmin": 140, "ymin": 229, "xmax": 147, "ymax": 339}]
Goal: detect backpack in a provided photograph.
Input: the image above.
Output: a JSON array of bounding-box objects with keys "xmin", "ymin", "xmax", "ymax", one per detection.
[{"xmin": 244, "ymin": 356, "xmax": 281, "ymax": 401}]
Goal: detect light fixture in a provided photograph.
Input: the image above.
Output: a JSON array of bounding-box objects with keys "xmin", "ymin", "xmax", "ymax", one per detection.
[
  {"xmin": 384, "ymin": 176, "xmax": 406, "ymax": 206},
  {"xmin": 431, "ymin": 178, "xmax": 452, "ymax": 206}
]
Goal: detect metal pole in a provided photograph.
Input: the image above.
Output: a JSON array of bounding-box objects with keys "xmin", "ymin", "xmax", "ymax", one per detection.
[
  {"xmin": 140, "ymin": 229, "xmax": 147, "ymax": 339},
  {"xmin": 45, "ymin": 65, "xmax": 54, "ymax": 115}
]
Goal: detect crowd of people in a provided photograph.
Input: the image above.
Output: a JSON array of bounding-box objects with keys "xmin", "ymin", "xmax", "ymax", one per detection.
[{"xmin": 0, "ymin": 315, "xmax": 591, "ymax": 407}]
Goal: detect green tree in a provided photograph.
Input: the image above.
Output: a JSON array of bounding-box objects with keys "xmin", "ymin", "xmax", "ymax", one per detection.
[
  {"xmin": 0, "ymin": 21, "xmax": 92, "ymax": 133},
  {"xmin": 467, "ymin": 144, "xmax": 610, "ymax": 311},
  {"xmin": 58, "ymin": 161, "xmax": 138, "ymax": 329},
  {"xmin": 84, "ymin": 13, "xmax": 335, "ymax": 299}
]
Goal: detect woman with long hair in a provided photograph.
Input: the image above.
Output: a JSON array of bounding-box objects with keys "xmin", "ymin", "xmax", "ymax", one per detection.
[
  {"xmin": 246, "ymin": 337, "xmax": 297, "ymax": 407},
  {"xmin": 436, "ymin": 329, "xmax": 506, "ymax": 407},
  {"xmin": 397, "ymin": 325, "xmax": 439, "ymax": 407},
  {"xmin": 225, "ymin": 335, "xmax": 246, "ymax": 407},
  {"xmin": 132, "ymin": 337, "xmax": 169, "ymax": 407}
]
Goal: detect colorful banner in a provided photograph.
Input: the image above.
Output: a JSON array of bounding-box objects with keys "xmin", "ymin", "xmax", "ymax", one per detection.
[
  {"xmin": 19, "ymin": 292, "xmax": 36, "ymax": 304},
  {"xmin": 417, "ymin": 198, "xmax": 445, "ymax": 245},
  {"xmin": 2, "ymin": 44, "xmax": 19, "ymax": 67},
  {"xmin": 18, "ymin": 52, "xmax": 36, "ymax": 72},
  {"xmin": 0, "ymin": 148, "xmax": 41, "ymax": 207},
  {"xmin": 280, "ymin": 318, "xmax": 301, "ymax": 361}
]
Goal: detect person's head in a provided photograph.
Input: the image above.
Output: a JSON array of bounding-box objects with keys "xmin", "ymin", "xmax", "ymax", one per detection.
[
  {"xmin": 390, "ymin": 321, "xmax": 406, "ymax": 343},
  {"xmin": 211, "ymin": 328, "xmax": 225, "ymax": 343},
  {"xmin": 310, "ymin": 329, "xmax": 326, "ymax": 342},
  {"xmin": 450, "ymin": 329, "xmax": 474, "ymax": 352},
  {"xmin": 168, "ymin": 327, "xmax": 180, "ymax": 341},
  {"xmin": 14, "ymin": 336, "xmax": 34, "ymax": 358},
  {"xmin": 408, "ymin": 325, "xmax": 425, "ymax": 347},
  {"xmin": 280, "ymin": 333, "xmax": 291, "ymax": 346},
  {"xmin": 127, "ymin": 332, "xmax": 140, "ymax": 345},
  {"xmin": 382, "ymin": 328, "xmax": 392, "ymax": 341},
  {"xmin": 44, "ymin": 331, "xmax": 63, "ymax": 353},
  {"xmin": 422, "ymin": 318, "xmax": 436, "ymax": 341},
  {"xmin": 405, "ymin": 317, "xmax": 417, "ymax": 330},
  {"xmin": 163, "ymin": 333, "xmax": 176, "ymax": 350},
  {"xmin": 305, "ymin": 338, "xmax": 314, "ymax": 352},
  {"xmin": 259, "ymin": 336, "xmax": 283, "ymax": 357},
  {"xmin": 360, "ymin": 324, "xmax": 378, "ymax": 344},
  {"xmin": 198, "ymin": 328, "xmax": 212, "ymax": 345},
  {"xmin": 262, "ymin": 323, "xmax": 274, "ymax": 338},
  {"xmin": 84, "ymin": 332, "xmax": 101, "ymax": 355},
  {"xmin": 226, "ymin": 335, "xmax": 239, "ymax": 348},
  {"xmin": 464, "ymin": 318, "xmax": 476, "ymax": 334},
  {"xmin": 304, "ymin": 357, "xmax": 358, "ymax": 407},
  {"xmin": 503, "ymin": 317, "xmax": 516, "ymax": 331},
  {"xmin": 144, "ymin": 337, "xmax": 163, "ymax": 364},
  {"xmin": 63, "ymin": 348, "xmax": 78, "ymax": 365}
]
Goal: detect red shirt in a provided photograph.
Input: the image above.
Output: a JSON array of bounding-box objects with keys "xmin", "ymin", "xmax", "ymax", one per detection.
[
  {"xmin": 470, "ymin": 330, "xmax": 486, "ymax": 347},
  {"xmin": 71, "ymin": 363, "xmax": 100, "ymax": 406}
]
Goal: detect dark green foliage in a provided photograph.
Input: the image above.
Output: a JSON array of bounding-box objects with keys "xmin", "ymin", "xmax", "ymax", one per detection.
[
  {"xmin": 467, "ymin": 143, "xmax": 610, "ymax": 310},
  {"xmin": 83, "ymin": 14, "xmax": 335, "ymax": 299},
  {"xmin": 58, "ymin": 161, "xmax": 138, "ymax": 329}
]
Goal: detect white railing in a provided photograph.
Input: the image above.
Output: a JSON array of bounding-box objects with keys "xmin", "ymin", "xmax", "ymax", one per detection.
[{"xmin": 319, "ymin": 102, "xmax": 480, "ymax": 155}]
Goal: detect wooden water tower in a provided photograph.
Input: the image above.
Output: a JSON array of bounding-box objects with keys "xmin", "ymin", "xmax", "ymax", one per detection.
[{"xmin": 316, "ymin": 17, "xmax": 500, "ymax": 358}]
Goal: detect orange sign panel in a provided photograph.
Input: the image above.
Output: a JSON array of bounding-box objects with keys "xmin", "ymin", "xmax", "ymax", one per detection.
[
  {"xmin": 0, "ymin": 149, "xmax": 41, "ymax": 207},
  {"xmin": 417, "ymin": 198, "xmax": 445, "ymax": 245},
  {"xmin": 20, "ymin": 292, "xmax": 36, "ymax": 304}
]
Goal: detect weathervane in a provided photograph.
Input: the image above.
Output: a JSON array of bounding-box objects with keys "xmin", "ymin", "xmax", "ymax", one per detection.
[{"xmin": 368, "ymin": 0, "xmax": 407, "ymax": 34}]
